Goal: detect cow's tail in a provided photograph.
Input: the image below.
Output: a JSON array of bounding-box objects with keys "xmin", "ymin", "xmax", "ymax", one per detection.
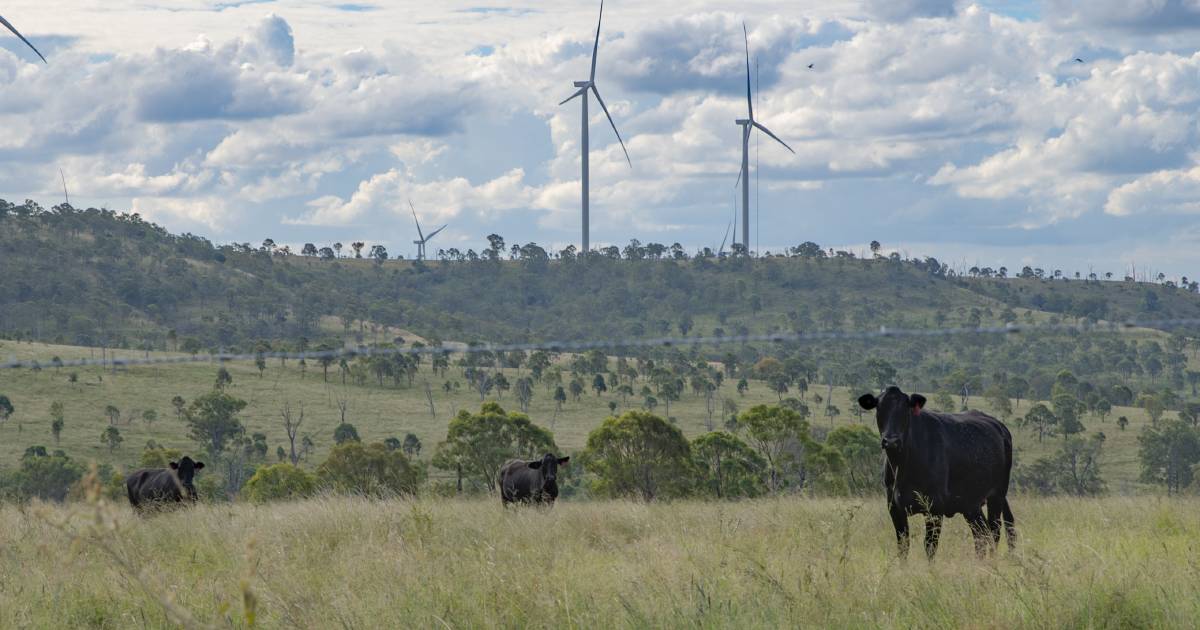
[{"xmin": 999, "ymin": 428, "xmax": 1016, "ymax": 549}]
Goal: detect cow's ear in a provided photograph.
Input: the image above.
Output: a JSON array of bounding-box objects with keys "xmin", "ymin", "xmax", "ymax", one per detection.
[
  {"xmin": 194, "ymin": 462, "xmax": 205, "ymax": 470},
  {"xmin": 557, "ymin": 456, "xmax": 570, "ymax": 465},
  {"xmin": 169, "ymin": 461, "xmax": 179, "ymax": 470},
  {"xmin": 857, "ymin": 394, "xmax": 878, "ymax": 410},
  {"xmin": 910, "ymin": 394, "xmax": 927, "ymax": 414},
  {"xmin": 527, "ymin": 460, "xmax": 542, "ymax": 469}
]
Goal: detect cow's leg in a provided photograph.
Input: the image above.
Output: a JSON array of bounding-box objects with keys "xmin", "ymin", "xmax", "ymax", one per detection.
[
  {"xmin": 985, "ymin": 497, "xmax": 1004, "ymax": 552},
  {"xmin": 889, "ymin": 502, "xmax": 910, "ymax": 558},
  {"xmin": 964, "ymin": 509, "xmax": 990, "ymax": 557},
  {"xmin": 924, "ymin": 515, "xmax": 943, "ymax": 559},
  {"xmin": 1000, "ymin": 498, "xmax": 1017, "ymax": 551}
]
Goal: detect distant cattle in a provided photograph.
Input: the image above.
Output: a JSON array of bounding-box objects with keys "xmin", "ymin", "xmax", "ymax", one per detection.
[
  {"xmin": 858, "ymin": 387, "xmax": 1015, "ymax": 558},
  {"xmin": 498, "ymin": 454, "xmax": 569, "ymax": 505},
  {"xmin": 126, "ymin": 456, "xmax": 205, "ymax": 511}
]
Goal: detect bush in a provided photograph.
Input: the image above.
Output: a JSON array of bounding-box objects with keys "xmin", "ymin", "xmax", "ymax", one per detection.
[
  {"xmin": 318, "ymin": 442, "xmax": 423, "ymax": 497},
  {"xmin": 333, "ymin": 422, "xmax": 361, "ymax": 445},
  {"xmin": 243, "ymin": 463, "xmax": 318, "ymax": 502},
  {"xmin": 2, "ymin": 453, "xmax": 85, "ymax": 502},
  {"xmin": 692, "ymin": 431, "xmax": 766, "ymax": 499},
  {"xmin": 582, "ymin": 411, "xmax": 693, "ymax": 501}
]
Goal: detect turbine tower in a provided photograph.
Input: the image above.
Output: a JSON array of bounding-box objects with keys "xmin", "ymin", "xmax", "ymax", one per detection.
[
  {"xmin": 0, "ymin": 13, "xmax": 47, "ymax": 63},
  {"xmin": 736, "ymin": 23, "xmax": 793, "ymax": 254},
  {"xmin": 560, "ymin": 0, "xmax": 631, "ymax": 253},
  {"xmin": 410, "ymin": 200, "xmax": 446, "ymax": 261}
]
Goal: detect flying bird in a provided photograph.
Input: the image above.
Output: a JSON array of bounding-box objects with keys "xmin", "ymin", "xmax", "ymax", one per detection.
[
  {"xmin": 0, "ymin": 13, "xmax": 47, "ymax": 64},
  {"xmin": 1074, "ymin": 58, "xmax": 1084, "ymax": 63},
  {"xmin": 807, "ymin": 63, "xmax": 815, "ymax": 69}
]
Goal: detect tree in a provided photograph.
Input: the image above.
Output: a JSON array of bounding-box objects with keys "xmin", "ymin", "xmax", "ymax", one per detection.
[
  {"xmin": 984, "ymin": 385, "xmax": 1013, "ymax": 419},
  {"xmin": 334, "ymin": 422, "xmax": 361, "ymax": 445},
  {"xmin": 104, "ymin": 404, "xmax": 120, "ymax": 426},
  {"xmin": 184, "ymin": 390, "xmax": 248, "ymax": 459},
  {"xmin": 1138, "ymin": 393, "xmax": 1166, "ymax": 426},
  {"xmin": 281, "ymin": 402, "xmax": 304, "ymax": 465},
  {"xmin": 592, "ymin": 373, "xmax": 608, "ymax": 396},
  {"xmin": 492, "ymin": 373, "xmax": 510, "ymax": 399},
  {"xmin": 1117, "ymin": 416, "xmax": 1129, "ymax": 431},
  {"xmin": 933, "ymin": 391, "xmax": 956, "ymax": 413},
  {"xmin": 432, "ymin": 403, "xmax": 556, "ymax": 492},
  {"xmin": 1020, "ymin": 403, "xmax": 1057, "ymax": 442},
  {"xmin": 49, "ymin": 401, "xmax": 64, "ymax": 444},
  {"xmin": 352, "ymin": 241, "xmax": 365, "ymax": 258},
  {"xmin": 515, "ymin": 377, "xmax": 534, "ymax": 412},
  {"xmin": 553, "ymin": 386, "xmax": 567, "ymax": 411},
  {"xmin": 568, "ymin": 379, "xmax": 584, "ymax": 402},
  {"xmin": 825, "ymin": 425, "xmax": 881, "ymax": 494},
  {"xmin": 142, "ymin": 409, "xmax": 158, "ymax": 427},
  {"xmin": 1138, "ymin": 419, "xmax": 1200, "ymax": 494},
  {"xmin": 243, "ymin": 463, "xmax": 318, "ymax": 502},
  {"xmin": 171, "ymin": 396, "xmax": 186, "ymax": 420},
  {"xmin": 582, "ymin": 410, "xmax": 693, "ymax": 501},
  {"xmin": 692, "ymin": 431, "xmax": 767, "ymax": 498},
  {"xmin": 101, "ymin": 426, "xmax": 123, "ymax": 452},
  {"xmin": 215, "ymin": 367, "xmax": 233, "ymax": 391},
  {"xmin": 0, "ymin": 395, "xmax": 14, "ymax": 424},
  {"xmin": 402, "ymin": 433, "xmax": 422, "ymax": 457},
  {"xmin": 318, "ymin": 442, "xmax": 423, "ymax": 497},
  {"xmin": 5, "ymin": 452, "xmax": 84, "ymax": 502},
  {"xmin": 1057, "ymin": 433, "xmax": 1107, "ymax": 496},
  {"xmin": 737, "ymin": 405, "xmax": 811, "ymax": 492}
]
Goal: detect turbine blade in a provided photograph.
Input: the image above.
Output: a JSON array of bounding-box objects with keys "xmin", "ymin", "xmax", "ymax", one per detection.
[
  {"xmin": 743, "ymin": 22, "xmax": 753, "ymax": 121},
  {"xmin": 59, "ymin": 168, "xmax": 69, "ymax": 205},
  {"xmin": 409, "ymin": 199, "xmax": 424, "ymax": 241},
  {"xmin": 0, "ymin": 14, "xmax": 47, "ymax": 64},
  {"xmin": 753, "ymin": 121, "xmax": 796, "ymax": 154},
  {"xmin": 719, "ymin": 219, "xmax": 731, "ymax": 255},
  {"xmin": 734, "ymin": 164, "xmax": 742, "ymax": 189},
  {"xmin": 426, "ymin": 225, "xmax": 448, "ymax": 241},
  {"xmin": 591, "ymin": 86, "xmax": 631, "ymax": 167},
  {"xmin": 559, "ymin": 87, "xmax": 587, "ymax": 106},
  {"xmin": 590, "ymin": 0, "xmax": 604, "ymax": 82}
]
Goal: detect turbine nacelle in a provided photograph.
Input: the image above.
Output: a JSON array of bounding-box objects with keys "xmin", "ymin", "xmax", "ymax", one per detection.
[{"xmin": 573, "ymin": 81, "xmax": 593, "ymax": 88}]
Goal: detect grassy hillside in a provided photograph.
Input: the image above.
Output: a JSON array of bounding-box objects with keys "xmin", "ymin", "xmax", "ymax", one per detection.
[
  {"xmin": 4, "ymin": 495, "xmax": 1199, "ymax": 628},
  {"xmin": 0, "ymin": 339, "xmax": 1177, "ymax": 491}
]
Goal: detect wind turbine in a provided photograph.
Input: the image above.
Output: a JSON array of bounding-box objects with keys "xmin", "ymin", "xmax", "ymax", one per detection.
[
  {"xmin": 0, "ymin": 13, "xmax": 47, "ymax": 64},
  {"xmin": 735, "ymin": 23, "xmax": 793, "ymax": 254},
  {"xmin": 560, "ymin": 0, "xmax": 631, "ymax": 253},
  {"xmin": 409, "ymin": 200, "xmax": 446, "ymax": 261}
]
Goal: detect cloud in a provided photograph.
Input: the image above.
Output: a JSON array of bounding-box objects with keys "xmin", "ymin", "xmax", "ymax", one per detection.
[
  {"xmin": 864, "ymin": 0, "xmax": 959, "ymax": 22},
  {"xmin": 1045, "ymin": 0, "xmax": 1200, "ymax": 32},
  {"xmin": 131, "ymin": 195, "xmax": 232, "ymax": 232},
  {"xmin": 1106, "ymin": 167, "xmax": 1200, "ymax": 215}
]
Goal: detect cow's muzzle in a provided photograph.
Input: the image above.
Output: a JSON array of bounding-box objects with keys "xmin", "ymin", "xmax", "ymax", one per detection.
[{"xmin": 881, "ymin": 436, "xmax": 902, "ymax": 451}]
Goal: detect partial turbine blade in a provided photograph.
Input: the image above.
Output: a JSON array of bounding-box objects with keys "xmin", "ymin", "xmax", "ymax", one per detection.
[
  {"xmin": 409, "ymin": 199, "xmax": 424, "ymax": 241},
  {"xmin": 59, "ymin": 168, "xmax": 69, "ymax": 205},
  {"xmin": 743, "ymin": 22, "xmax": 753, "ymax": 121},
  {"xmin": 590, "ymin": 0, "xmax": 604, "ymax": 82},
  {"xmin": 0, "ymin": 14, "xmax": 47, "ymax": 64},
  {"xmin": 591, "ymin": 86, "xmax": 632, "ymax": 167},
  {"xmin": 719, "ymin": 219, "xmax": 731, "ymax": 255},
  {"xmin": 752, "ymin": 121, "xmax": 795, "ymax": 154},
  {"xmin": 426, "ymin": 225, "xmax": 448, "ymax": 242},
  {"xmin": 559, "ymin": 87, "xmax": 587, "ymax": 106}
]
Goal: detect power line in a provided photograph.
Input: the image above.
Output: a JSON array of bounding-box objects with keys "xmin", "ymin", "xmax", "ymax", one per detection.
[{"xmin": 4, "ymin": 317, "xmax": 1199, "ymax": 371}]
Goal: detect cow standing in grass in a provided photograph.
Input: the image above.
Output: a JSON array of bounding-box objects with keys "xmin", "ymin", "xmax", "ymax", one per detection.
[
  {"xmin": 858, "ymin": 387, "xmax": 1015, "ymax": 558},
  {"xmin": 498, "ymin": 454, "xmax": 569, "ymax": 506},
  {"xmin": 126, "ymin": 456, "xmax": 205, "ymax": 511}
]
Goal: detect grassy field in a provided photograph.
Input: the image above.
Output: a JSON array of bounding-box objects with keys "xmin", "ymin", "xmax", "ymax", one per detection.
[
  {"xmin": 2, "ymin": 494, "xmax": 1198, "ymax": 628},
  {"xmin": 0, "ymin": 338, "xmax": 1175, "ymax": 490}
]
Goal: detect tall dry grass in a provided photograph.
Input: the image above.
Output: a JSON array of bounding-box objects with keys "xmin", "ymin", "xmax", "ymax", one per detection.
[{"xmin": 2, "ymin": 492, "xmax": 1198, "ymax": 628}]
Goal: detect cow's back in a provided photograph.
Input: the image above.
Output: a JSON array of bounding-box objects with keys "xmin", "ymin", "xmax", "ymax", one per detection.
[
  {"xmin": 126, "ymin": 468, "xmax": 180, "ymax": 506},
  {"xmin": 498, "ymin": 460, "xmax": 540, "ymax": 503}
]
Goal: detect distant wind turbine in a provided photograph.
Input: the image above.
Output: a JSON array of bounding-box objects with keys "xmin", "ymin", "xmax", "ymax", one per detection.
[
  {"xmin": 735, "ymin": 23, "xmax": 794, "ymax": 254},
  {"xmin": 0, "ymin": 13, "xmax": 47, "ymax": 64},
  {"xmin": 560, "ymin": 0, "xmax": 631, "ymax": 253},
  {"xmin": 410, "ymin": 200, "xmax": 446, "ymax": 261}
]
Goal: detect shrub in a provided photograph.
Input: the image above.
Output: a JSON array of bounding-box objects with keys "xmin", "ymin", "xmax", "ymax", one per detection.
[
  {"xmin": 582, "ymin": 410, "xmax": 693, "ymax": 501},
  {"xmin": 318, "ymin": 442, "xmax": 423, "ymax": 497},
  {"xmin": 243, "ymin": 463, "xmax": 318, "ymax": 502}
]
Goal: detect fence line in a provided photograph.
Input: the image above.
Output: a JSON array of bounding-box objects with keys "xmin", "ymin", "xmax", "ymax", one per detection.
[{"xmin": 4, "ymin": 317, "xmax": 1200, "ymax": 372}]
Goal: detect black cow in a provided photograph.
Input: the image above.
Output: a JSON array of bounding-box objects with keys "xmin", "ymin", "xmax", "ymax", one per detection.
[
  {"xmin": 858, "ymin": 387, "xmax": 1015, "ymax": 558},
  {"xmin": 126, "ymin": 456, "xmax": 205, "ymax": 511},
  {"xmin": 498, "ymin": 454, "xmax": 569, "ymax": 505}
]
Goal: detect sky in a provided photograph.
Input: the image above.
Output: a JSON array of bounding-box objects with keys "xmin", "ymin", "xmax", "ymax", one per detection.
[{"xmin": 4, "ymin": 0, "xmax": 1200, "ymax": 278}]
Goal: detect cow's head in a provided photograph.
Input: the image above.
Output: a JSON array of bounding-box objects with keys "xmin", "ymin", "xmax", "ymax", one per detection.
[
  {"xmin": 858, "ymin": 387, "xmax": 925, "ymax": 454},
  {"xmin": 169, "ymin": 456, "xmax": 205, "ymax": 501},
  {"xmin": 527, "ymin": 453, "xmax": 570, "ymax": 497}
]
